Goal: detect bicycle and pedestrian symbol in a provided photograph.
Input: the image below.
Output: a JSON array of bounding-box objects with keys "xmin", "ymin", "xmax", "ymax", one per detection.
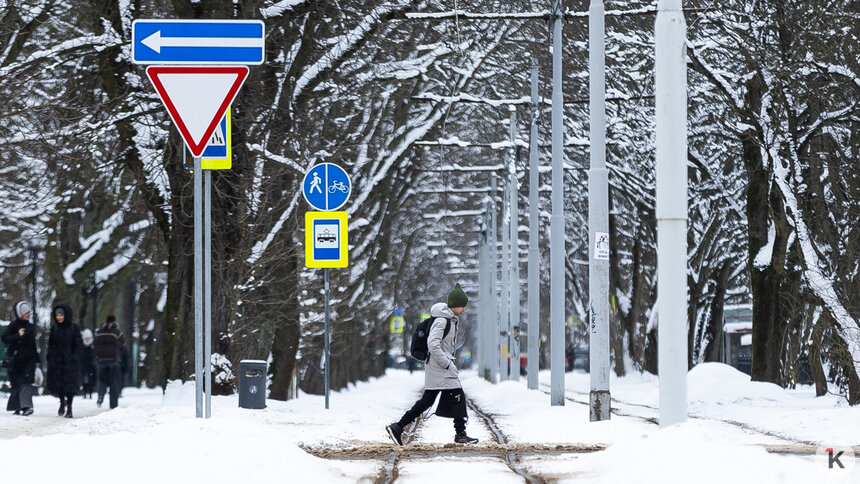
[{"xmin": 302, "ymin": 163, "xmax": 351, "ymax": 211}]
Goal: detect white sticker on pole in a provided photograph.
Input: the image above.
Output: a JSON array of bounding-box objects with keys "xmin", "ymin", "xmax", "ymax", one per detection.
[{"xmin": 594, "ymin": 232, "xmax": 610, "ymax": 260}]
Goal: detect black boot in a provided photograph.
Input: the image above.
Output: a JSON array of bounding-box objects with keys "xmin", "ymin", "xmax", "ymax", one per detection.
[
  {"xmin": 65, "ymin": 395, "xmax": 74, "ymax": 418},
  {"xmin": 58, "ymin": 398, "xmax": 66, "ymax": 417},
  {"xmin": 454, "ymin": 433, "xmax": 478, "ymax": 444},
  {"xmin": 386, "ymin": 423, "xmax": 404, "ymax": 445}
]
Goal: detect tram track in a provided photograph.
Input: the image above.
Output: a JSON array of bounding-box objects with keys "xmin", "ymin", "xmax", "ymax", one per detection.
[
  {"xmin": 466, "ymin": 398, "xmax": 547, "ymax": 484},
  {"xmin": 538, "ymin": 383, "xmax": 822, "ymax": 449},
  {"xmin": 302, "ymin": 391, "xmax": 603, "ymax": 483}
]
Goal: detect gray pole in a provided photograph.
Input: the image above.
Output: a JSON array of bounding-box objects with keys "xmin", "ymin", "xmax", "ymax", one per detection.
[
  {"xmin": 490, "ymin": 174, "xmax": 500, "ymax": 381},
  {"xmin": 324, "ymin": 267, "xmax": 331, "ymax": 409},
  {"xmin": 194, "ymin": 156, "xmax": 203, "ymax": 418},
  {"xmin": 508, "ymin": 105, "xmax": 521, "ymax": 381},
  {"xmin": 479, "ymin": 210, "xmax": 490, "ymax": 380},
  {"xmin": 204, "ymin": 170, "xmax": 213, "ymax": 418},
  {"xmin": 527, "ymin": 59, "xmax": 541, "ymax": 390},
  {"xmin": 550, "ymin": 0, "xmax": 566, "ymax": 406},
  {"xmin": 588, "ymin": 0, "xmax": 611, "ymax": 421},
  {"xmin": 656, "ymin": 0, "xmax": 688, "ymax": 427},
  {"xmin": 500, "ymin": 149, "xmax": 510, "ymax": 382}
]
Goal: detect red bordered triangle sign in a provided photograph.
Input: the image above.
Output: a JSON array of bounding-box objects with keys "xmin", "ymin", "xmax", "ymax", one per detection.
[{"xmin": 146, "ymin": 66, "xmax": 249, "ymax": 157}]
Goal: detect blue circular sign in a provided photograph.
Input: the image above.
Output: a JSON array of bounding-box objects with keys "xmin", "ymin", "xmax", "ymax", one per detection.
[{"xmin": 302, "ymin": 163, "xmax": 351, "ymax": 211}]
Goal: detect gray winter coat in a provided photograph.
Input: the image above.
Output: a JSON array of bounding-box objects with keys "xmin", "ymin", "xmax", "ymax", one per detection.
[{"xmin": 425, "ymin": 303, "xmax": 465, "ymax": 390}]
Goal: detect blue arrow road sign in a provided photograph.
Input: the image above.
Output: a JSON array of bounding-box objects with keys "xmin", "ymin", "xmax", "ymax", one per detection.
[
  {"xmin": 132, "ymin": 19, "xmax": 265, "ymax": 65},
  {"xmin": 302, "ymin": 163, "xmax": 351, "ymax": 211}
]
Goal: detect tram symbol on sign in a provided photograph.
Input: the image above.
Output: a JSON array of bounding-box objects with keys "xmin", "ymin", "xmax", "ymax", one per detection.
[
  {"xmin": 314, "ymin": 222, "xmax": 340, "ymax": 253},
  {"xmin": 316, "ymin": 228, "xmax": 337, "ymax": 245}
]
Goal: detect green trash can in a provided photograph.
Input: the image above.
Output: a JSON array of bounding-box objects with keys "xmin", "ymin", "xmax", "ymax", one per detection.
[{"xmin": 238, "ymin": 360, "xmax": 267, "ymax": 409}]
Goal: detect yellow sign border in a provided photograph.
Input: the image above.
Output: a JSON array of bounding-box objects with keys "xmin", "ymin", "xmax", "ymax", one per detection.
[
  {"xmin": 202, "ymin": 108, "xmax": 231, "ymax": 170},
  {"xmin": 305, "ymin": 211, "xmax": 348, "ymax": 268}
]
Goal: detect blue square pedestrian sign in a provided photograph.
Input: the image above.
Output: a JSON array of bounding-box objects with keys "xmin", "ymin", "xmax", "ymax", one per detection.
[{"xmin": 305, "ymin": 211, "xmax": 348, "ymax": 268}]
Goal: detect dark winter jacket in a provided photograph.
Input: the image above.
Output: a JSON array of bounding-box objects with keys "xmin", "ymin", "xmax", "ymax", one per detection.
[
  {"xmin": 46, "ymin": 303, "xmax": 83, "ymax": 395},
  {"xmin": 1, "ymin": 318, "xmax": 39, "ymax": 385},
  {"xmin": 93, "ymin": 321, "xmax": 124, "ymax": 363}
]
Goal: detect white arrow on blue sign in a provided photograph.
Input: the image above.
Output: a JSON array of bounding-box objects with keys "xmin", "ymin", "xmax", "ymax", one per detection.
[
  {"xmin": 302, "ymin": 163, "xmax": 351, "ymax": 211},
  {"xmin": 132, "ymin": 19, "xmax": 265, "ymax": 65}
]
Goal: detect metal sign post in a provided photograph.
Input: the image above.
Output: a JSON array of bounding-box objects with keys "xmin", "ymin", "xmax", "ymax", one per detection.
[
  {"xmin": 324, "ymin": 268, "xmax": 331, "ymax": 410},
  {"xmin": 135, "ymin": 18, "xmax": 262, "ymax": 419},
  {"xmin": 303, "ymin": 163, "xmax": 351, "ymax": 409},
  {"xmin": 194, "ymin": 156, "xmax": 203, "ymax": 418}
]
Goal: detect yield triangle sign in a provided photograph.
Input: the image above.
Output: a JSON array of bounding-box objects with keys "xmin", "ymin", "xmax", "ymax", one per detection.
[{"xmin": 146, "ymin": 66, "xmax": 249, "ymax": 157}]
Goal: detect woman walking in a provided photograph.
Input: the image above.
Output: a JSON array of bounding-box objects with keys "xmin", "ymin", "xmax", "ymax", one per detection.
[
  {"xmin": 2, "ymin": 301, "xmax": 40, "ymax": 416},
  {"xmin": 47, "ymin": 303, "xmax": 82, "ymax": 418}
]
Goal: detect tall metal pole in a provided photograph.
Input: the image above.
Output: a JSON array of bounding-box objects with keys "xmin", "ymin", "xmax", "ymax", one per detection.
[
  {"xmin": 194, "ymin": 156, "xmax": 203, "ymax": 418},
  {"xmin": 324, "ymin": 268, "xmax": 331, "ymax": 409},
  {"xmin": 508, "ymin": 105, "xmax": 521, "ymax": 381},
  {"xmin": 527, "ymin": 58, "xmax": 541, "ymax": 390},
  {"xmin": 204, "ymin": 170, "xmax": 213, "ymax": 418},
  {"xmin": 479, "ymin": 211, "xmax": 490, "ymax": 381},
  {"xmin": 550, "ymin": 0, "xmax": 566, "ymax": 406},
  {"xmin": 589, "ymin": 0, "xmax": 611, "ymax": 421},
  {"xmin": 489, "ymin": 174, "xmax": 500, "ymax": 382},
  {"xmin": 500, "ymin": 147, "xmax": 511, "ymax": 382},
  {"xmin": 656, "ymin": 0, "xmax": 688, "ymax": 427}
]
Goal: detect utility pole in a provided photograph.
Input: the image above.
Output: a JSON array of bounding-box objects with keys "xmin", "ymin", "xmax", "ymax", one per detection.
[
  {"xmin": 656, "ymin": 0, "xmax": 688, "ymax": 427},
  {"xmin": 588, "ymin": 0, "xmax": 611, "ymax": 421},
  {"xmin": 500, "ymin": 160, "xmax": 511, "ymax": 381},
  {"xmin": 490, "ymin": 174, "xmax": 500, "ymax": 381},
  {"xmin": 550, "ymin": 0, "xmax": 566, "ymax": 406},
  {"xmin": 479, "ymin": 207, "xmax": 492, "ymax": 381},
  {"xmin": 527, "ymin": 58, "xmax": 541, "ymax": 390},
  {"xmin": 508, "ymin": 105, "xmax": 521, "ymax": 381}
]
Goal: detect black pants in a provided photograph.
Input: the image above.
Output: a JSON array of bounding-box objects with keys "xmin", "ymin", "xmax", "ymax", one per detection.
[
  {"xmin": 397, "ymin": 389, "xmax": 468, "ymax": 434},
  {"xmin": 98, "ymin": 362, "xmax": 122, "ymax": 409}
]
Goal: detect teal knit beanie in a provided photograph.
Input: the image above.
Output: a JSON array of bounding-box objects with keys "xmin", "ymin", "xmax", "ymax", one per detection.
[{"xmin": 447, "ymin": 283, "xmax": 468, "ymax": 308}]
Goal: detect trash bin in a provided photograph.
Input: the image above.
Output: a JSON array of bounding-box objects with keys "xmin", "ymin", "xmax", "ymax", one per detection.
[{"xmin": 238, "ymin": 360, "xmax": 267, "ymax": 409}]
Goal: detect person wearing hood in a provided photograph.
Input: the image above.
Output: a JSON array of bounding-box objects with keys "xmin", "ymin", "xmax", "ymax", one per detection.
[
  {"xmin": 47, "ymin": 303, "xmax": 83, "ymax": 418},
  {"xmin": 79, "ymin": 328, "xmax": 97, "ymax": 398},
  {"xmin": 2, "ymin": 301, "xmax": 40, "ymax": 416},
  {"xmin": 386, "ymin": 284, "xmax": 479, "ymax": 445}
]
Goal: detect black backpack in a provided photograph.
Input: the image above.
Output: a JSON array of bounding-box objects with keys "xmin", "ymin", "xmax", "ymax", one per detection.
[{"xmin": 409, "ymin": 316, "xmax": 451, "ymax": 361}]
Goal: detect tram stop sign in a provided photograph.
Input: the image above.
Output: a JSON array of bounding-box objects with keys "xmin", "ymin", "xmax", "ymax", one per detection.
[
  {"xmin": 302, "ymin": 163, "xmax": 351, "ymax": 211},
  {"xmin": 305, "ymin": 211, "xmax": 348, "ymax": 268}
]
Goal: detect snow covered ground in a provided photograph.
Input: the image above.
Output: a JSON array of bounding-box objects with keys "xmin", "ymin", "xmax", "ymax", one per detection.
[{"xmin": 1, "ymin": 363, "xmax": 857, "ymax": 483}]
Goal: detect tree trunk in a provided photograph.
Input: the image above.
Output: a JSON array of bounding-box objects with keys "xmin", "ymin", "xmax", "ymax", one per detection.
[
  {"xmin": 808, "ymin": 318, "xmax": 828, "ymax": 397},
  {"xmin": 702, "ymin": 262, "xmax": 730, "ymax": 363},
  {"xmin": 269, "ymin": 246, "xmax": 301, "ymax": 400}
]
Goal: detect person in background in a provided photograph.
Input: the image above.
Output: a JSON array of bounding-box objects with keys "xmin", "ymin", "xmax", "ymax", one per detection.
[
  {"xmin": 93, "ymin": 314, "xmax": 124, "ymax": 409},
  {"xmin": 79, "ymin": 328, "xmax": 96, "ymax": 398},
  {"xmin": 47, "ymin": 303, "xmax": 82, "ymax": 418},
  {"xmin": 2, "ymin": 301, "xmax": 40, "ymax": 416}
]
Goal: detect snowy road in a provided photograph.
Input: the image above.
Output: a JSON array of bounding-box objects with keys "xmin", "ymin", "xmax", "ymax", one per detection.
[{"xmin": 1, "ymin": 365, "xmax": 858, "ymax": 483}]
